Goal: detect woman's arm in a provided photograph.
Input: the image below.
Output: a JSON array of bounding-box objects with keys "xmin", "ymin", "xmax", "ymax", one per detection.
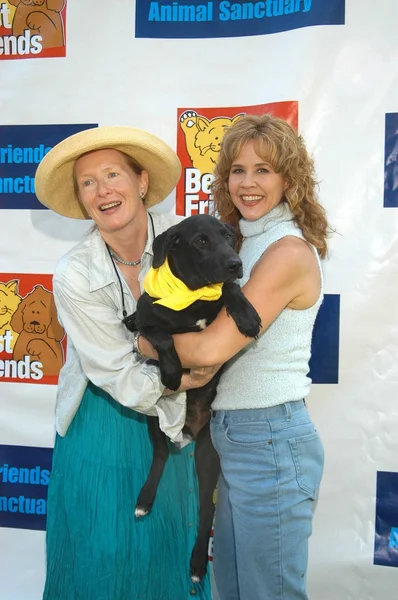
[
  {"xmin": 54, "ymin": 269, "xmax": 168, "ymax": 413},
  {"xmin": 163, "ymin": 365, "xmax": 223, "ymax": 395},
  {"xmin": 139, "ymin": 237, "xmax": 320, "ymax": 368},
  {"xmin": 55, "ymin": 262, "xmax": 221, "ymax": 407}
]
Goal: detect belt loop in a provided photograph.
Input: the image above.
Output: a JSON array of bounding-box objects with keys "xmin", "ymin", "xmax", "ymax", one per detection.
[{"xmin": 285, "ymin": 401, "xmax": 292, "ymax": 421}]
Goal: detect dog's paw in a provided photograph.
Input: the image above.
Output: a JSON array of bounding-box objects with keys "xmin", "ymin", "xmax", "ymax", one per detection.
[
  {"xmin": 135, "ymin": 486, "xmax": 155, "ymax": 517},
  {"xmin": 161, "ymin": 372, "xmax": 182, "ymax": 391},
  {"xmin": 236, "ymin": 313, "xmax": 262, "ymax": 339},
  {"xmin": 160, "ymin": 364, "xmax": 182, "ymax": 391},
  {"xmin": 222, "ymin": 283, "xmax": 262, "ymax": 339},
  {"xmin": 232, "ymin": 305, "xmax": 262, "ymax": 339},
  {"xmin": 190, "ymin": 543, "xmax": 209, "ymax": 583},
  {"xmin": 134, "ymin": 506, "xmax": 150, "ymax": 518}
]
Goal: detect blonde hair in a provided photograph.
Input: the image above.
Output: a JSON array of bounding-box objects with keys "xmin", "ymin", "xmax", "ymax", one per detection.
[{"xmin": 212, "ymin": 114, "xmax": 330, "ymax": 258}]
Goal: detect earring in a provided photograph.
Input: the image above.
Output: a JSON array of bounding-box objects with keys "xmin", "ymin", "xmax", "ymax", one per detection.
[{"xmin": 140, "ymin": 191, "xmax": 145, "ymax": 200}]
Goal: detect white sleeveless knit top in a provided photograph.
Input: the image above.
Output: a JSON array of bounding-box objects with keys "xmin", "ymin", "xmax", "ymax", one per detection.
[{"xmin": 212, "ymin": 203, "xmax": 323, "ymax": 411}]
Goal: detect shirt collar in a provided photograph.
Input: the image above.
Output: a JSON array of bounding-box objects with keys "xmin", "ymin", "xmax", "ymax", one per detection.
[
  {"xmin": 88, "ymin": 211, "xmax": 156, "ymax": 292},
  {"xmin": 144, "ymin": 210, "xmax": 156, "ymax": 257}
]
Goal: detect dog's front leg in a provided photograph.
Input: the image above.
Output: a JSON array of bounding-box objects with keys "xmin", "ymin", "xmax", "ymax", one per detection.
[
  {"xmin": 135, "ymin": 416, "xmax": 169, "ymax": 517},
  {"xmin": 189, "ymin": 421, "xmax": 220, "ymax": 582},
  {"xmin": 140, "ymin": 326, "xmax": 183, "ymax": 391},
  {"xmin": 222, "ymin": 281, "xmax": 262, "ymax": 338}
]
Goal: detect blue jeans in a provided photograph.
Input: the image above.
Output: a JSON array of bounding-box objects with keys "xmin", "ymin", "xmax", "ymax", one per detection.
[{"xmin": 210, "ymin": 400, "xmax": 324, "ymax": 600}]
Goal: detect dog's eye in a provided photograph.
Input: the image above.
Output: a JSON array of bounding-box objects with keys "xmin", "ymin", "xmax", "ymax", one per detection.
[
  {"xmin": 224, "ymin": 232, "xmax": 232, "ymax": 240},
  {"xmin": 196, "ymin": 237, "xmax": 207, "ymax": 246}
]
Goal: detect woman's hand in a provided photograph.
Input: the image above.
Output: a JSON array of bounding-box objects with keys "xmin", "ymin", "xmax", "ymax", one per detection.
[
  {"xmin": 163, "ymin": 364, "xmax": 222, "ymax": 395},
  {"xmin": 137, "ymin": 335, "xmax": 222, "ymax": 394},
  {"xmin": 186, "ymin": 365, "xmax": 222, "ymax": 388}
]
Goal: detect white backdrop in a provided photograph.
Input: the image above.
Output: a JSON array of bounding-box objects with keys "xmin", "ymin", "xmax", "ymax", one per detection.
[{"xmin": 1, "ymin": 0, "xmax": 398, "ymax": 598}]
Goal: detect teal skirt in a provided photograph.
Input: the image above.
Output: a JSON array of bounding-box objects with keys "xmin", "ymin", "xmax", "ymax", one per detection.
[{"xmin": 43, "ymin": 382, "xmax": 211, "ymax": 600}]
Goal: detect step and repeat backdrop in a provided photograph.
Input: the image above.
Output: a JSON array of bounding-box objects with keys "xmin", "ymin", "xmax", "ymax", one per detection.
[{"xmin": 1, "ymin": 1, "xmax": 397, "ymax": 598}]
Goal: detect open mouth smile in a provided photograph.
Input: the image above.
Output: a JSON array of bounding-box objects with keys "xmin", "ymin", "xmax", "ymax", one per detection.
[
  {"xmin": 99, "ymin": 201, "xmax": 121, "ymax": 211},
  {"xmin": 241, "ymin": 196, "xmax": 263, "ymax": 204}
]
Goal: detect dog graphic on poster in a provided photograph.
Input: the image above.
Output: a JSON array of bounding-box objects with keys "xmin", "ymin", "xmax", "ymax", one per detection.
[
  {"xmin": 10, "ymin": 284, "xmax": 65, "ymax": 375},
  {"xmin": 8, "ymin": 0, "xmax": 65, "ymax": 48}
]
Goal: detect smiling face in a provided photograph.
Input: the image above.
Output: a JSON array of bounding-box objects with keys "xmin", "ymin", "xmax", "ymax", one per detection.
[
  {"xmin": 228, "ymin": 140, "xmax": 287, "ymax": 221},
  {"xmin": 74, "ymin": 149, "xmax": 148, "ymax": 235}
]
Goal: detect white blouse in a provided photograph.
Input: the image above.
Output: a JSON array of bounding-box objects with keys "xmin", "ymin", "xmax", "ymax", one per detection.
[{"xmin": 52, "ymin": 210, "xmax": 188, "ymax": 444}]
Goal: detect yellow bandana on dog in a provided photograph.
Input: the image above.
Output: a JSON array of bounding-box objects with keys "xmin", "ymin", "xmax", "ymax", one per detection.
[{"xmin": 143, "ymin": 258, "xmax": 223, "ymax": 311}]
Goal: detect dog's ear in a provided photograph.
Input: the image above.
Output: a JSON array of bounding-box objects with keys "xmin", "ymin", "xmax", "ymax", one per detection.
[
  {"xmin": 47, "ymin": 294, "xmax": 65, "ymax": 341},
  {"xmin": 10, "ymin": 298, "xmax": 26, "ymax": 334},
  {"xmin": 152, "ymin": 227, "xmax": 180, "ymax": 268}
]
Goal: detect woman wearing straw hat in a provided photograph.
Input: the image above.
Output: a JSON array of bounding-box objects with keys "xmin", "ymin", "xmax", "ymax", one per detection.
[{"xmin": 34, "ymin": 125, "xmax": 215, "ymax": 599}]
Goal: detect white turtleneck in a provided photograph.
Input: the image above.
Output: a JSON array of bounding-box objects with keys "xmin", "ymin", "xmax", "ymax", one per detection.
[{"xmin": 212, "ymin": 202, "xmax": 324, "ymax": 411}]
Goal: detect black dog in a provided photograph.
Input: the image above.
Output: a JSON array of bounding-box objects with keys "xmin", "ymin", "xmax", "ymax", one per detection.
[{"xmin": 124, "ymin": 214, "xmax": 261, "ymax": 582}]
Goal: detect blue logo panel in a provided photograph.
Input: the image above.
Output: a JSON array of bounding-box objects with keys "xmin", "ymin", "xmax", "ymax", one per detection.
[
  {"xmin": 384, "ymin": 113, "xmax": 398, "ymax": 208},
  {"xmin": 136, "ymin": 0, "xmax": 345, "ymax": 39},
  {"xmin": 309, "ymin": 293, "xmax": 340, "ymax": 384},
  {"xmin": 0, "ymin": 124, "xmax": 97, "ymax": 210},
  {"xmin": 374, "ymin": 471, "xmax": 398, "ymax": 567},
  {"xmin": 0, "ymin": 444, "xmax": 53, "ymax": 531}
]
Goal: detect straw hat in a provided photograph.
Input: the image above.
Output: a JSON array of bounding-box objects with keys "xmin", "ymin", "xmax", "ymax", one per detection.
[{"xmin": 34, "ymin": 125, "xmax": 182, "ymax": 219}]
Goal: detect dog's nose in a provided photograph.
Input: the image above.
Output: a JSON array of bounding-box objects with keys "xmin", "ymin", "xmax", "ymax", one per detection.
[
  {"xmin": 227, "ymin": 258, "xmax": 242, "ymax": 274},
  {"xmin": 30, "ymin": 320, "xmax": 40, "ymax": 325}
]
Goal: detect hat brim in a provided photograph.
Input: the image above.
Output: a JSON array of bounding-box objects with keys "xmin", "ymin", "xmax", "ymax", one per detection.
[{"xmin": 34, "ymin": 126, "xmax": 182, "ymax": 219}]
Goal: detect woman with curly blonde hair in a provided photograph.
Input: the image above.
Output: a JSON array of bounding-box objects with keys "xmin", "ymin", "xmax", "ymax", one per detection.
[
  {"xmin": 213, "ymin": 113, "xmax": 329, "ymax": 256},
  {"xmin": 139, "ymin": 113, "xmax": 331, "ymax": 600}
]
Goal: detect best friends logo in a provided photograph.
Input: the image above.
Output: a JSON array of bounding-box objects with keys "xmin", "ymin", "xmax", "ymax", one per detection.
[
  {"xmin": 0, "ymin": 0, "xmax": 67, "ymax": 59},
  {"xmin": 176, "ymin": 101, "xmax": 298, "ymax": 217},
  {"xmin": 0, "ymin": 444, "xmax": 52, "ymax": 530},
  {"xmin": 0, "ymin": 124, "xmax": 96, "ymax": 209},
  {"xmin": 0, "ymin": 274, "xmax": 66, "ymax": 385},
  {"xmin": 136, "ymin": 0, "xmax": 345, "ymax": 38}
]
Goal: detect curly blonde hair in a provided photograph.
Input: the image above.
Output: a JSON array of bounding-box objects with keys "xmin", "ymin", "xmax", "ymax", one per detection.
[{"xmin": 212, "ymin": 114, "xmax": 330, "ymax": 258}]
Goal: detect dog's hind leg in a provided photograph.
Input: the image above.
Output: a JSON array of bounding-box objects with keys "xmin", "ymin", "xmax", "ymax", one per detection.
[
  {"xmin": 135, "ymin": 416, "xmax": 170, "ymax": 517},
  {"xmin": 189, "ymin": 421, "xmax": 220, "ymax": 582}
]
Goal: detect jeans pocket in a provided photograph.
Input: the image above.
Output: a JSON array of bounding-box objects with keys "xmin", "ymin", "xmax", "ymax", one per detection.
[
  {"xmin": 289, "ymin": 431, "xmax": 324, "ymax": 499},
  {"xmin": 224, "ymin": 421, "xmax": 272, "ymax": 447}
]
